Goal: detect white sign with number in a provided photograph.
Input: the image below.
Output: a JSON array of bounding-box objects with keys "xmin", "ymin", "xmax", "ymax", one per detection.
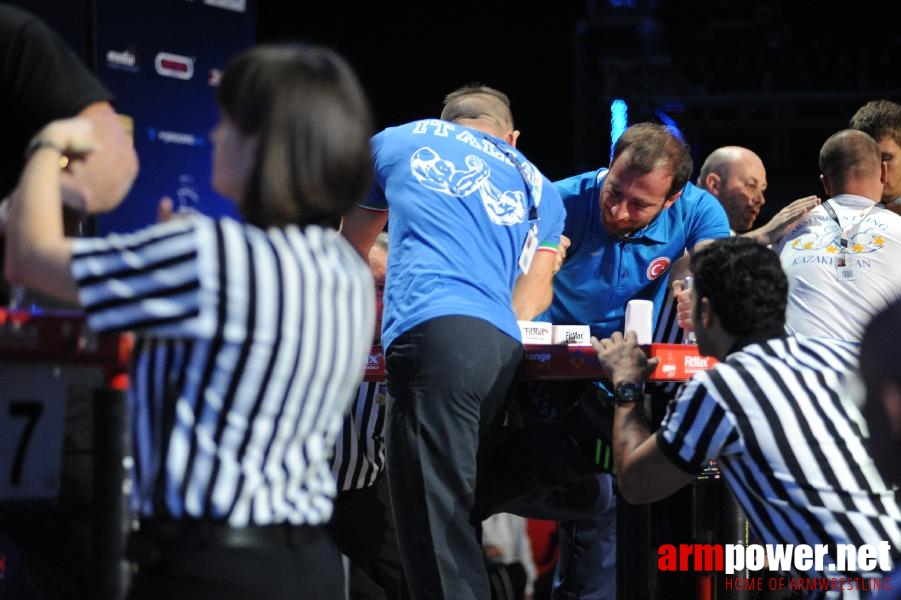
[{"xmin": 0, "ymin": 364, "xmax": 66, "ymax": 500}]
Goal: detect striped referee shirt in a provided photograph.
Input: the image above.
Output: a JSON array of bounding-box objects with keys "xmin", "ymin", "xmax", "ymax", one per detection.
[
  {"xmin": 70, "ymin": 216, "xmax": 374, "ymax": 527},
  {"xmin": 657, "ymin": 335, "xmax": 901, "ymax": 594},
  {"xmin": 648, "ymin": 286, "xmax": 686, "ymax": 396},
  {"xmin": 330, "ymin": 381, "xmax": 387, "ymax": 491}
]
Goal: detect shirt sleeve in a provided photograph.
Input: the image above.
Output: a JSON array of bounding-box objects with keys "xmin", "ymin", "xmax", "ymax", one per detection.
[
  {"xmin": 537, "ymin": 175, "xmax": 565, "ymax": 249},
  {"xmin": 70, "ymin": 218, "xmax": 205, "ymax": 335},
  {"xmin": 1, "ymin": 7, "xmax": 113, "ymax": 138},
  {"xmin": 360, "ymin": 129, "xmax": 389, "ymax": 211},
  {"xmin": 655, "ymin": 372, "xmax": 740, "ymax": 473},
  {"xmin": 685, "ymin": 189, "xmax": 731, "ymax": 250},
  {"xmin": 0, "ymin": 6, "xmax": 114, "ymax": 195}
]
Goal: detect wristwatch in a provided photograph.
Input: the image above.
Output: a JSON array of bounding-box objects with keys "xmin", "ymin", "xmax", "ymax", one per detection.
[{"xmin": 613, "ymin": 381, "xmax": 643, "ymax": 405}]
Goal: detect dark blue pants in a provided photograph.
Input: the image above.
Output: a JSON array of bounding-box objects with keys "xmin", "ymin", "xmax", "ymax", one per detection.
[
  {"xmin": 552, "ymin": 484, "xmax": 617, "ymax": 600},
  {"xmin": 385, "ymin": 316, "xmax": 523, "ymax": 600}
]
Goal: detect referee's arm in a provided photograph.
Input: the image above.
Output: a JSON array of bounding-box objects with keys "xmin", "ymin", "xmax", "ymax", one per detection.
[
  {"xmin": 591, "ymin": 331, "xmax": 697, "ymax": 505},
  {"xmin": 612, "ymin": 404, "xmax": 696, "ymax": 505}
]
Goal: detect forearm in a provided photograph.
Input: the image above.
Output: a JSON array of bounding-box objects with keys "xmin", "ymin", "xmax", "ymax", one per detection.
[
  {"xmin": 595, "ymin": 331, "xmax": 697, "ymax": 504},
  {"xmin": 512, "ymin": 278, "xmax": 552, "ymax": 320},
  {"xmin": 740, "ymin": 226, "xmax": 773, "ymax": 245},
  {"xmin": 511, "ymin": 249, "xmax": 555, "ymax": 320},
  {"xmin": 339, "ymin": 207, "xmax": 387, "ymax": 259},
  {"xmin": 614, "ymin": 401, "xmax": 695, "ymax": 504},
  {"xmin": 5, "ymin": 144, "xmax": 79, "ymax": 303},
  {"xmin": 613, "ymin": 402, "xmax": 653, "ymax": 484}
]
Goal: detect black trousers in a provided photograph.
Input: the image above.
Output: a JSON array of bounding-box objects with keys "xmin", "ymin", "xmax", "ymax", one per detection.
[
  {"xmin": 385, "ymin": 316, "xmax": 523, "ymax": 600},
  {"xmin": 126, "ymin": 520, "xmax": 342, "ymax": 600},
  {"xmin": 328, "ymin": 475, "xmax": 406, "ymax": 599}
]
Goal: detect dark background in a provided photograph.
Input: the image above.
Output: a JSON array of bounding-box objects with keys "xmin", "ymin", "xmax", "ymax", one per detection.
[
  {"xmin": 13, "ymin": 0, "xmax": 901, "ymax": 227},
  {"xmin": 257, "ymin": 0, "xmax": 901, "ymax": 224}
]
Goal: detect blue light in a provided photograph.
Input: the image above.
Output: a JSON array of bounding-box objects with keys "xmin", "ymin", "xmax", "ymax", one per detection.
[
  {"xmin": 610, "ymin": 98, "xmax": 628, "ymax": 161},
  {"xmin": 654, "ymin": 108, "xmax": 685, "ymax": 144}
]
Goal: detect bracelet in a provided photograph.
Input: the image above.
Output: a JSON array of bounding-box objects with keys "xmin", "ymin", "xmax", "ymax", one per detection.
[{"xmin": 24, "ymin": 137, "xmax": 70, "ymax": 169}]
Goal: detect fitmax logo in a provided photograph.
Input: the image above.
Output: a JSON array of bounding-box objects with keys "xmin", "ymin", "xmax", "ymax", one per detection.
[{"xmin": 685, "ymin": 356, "xmax": 710, "ymax": 370}]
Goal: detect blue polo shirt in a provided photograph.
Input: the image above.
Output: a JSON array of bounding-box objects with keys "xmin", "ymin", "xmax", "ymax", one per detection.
[
  {"xmin": 540, "ymin": 169, "xmax": 729, "ymax": 338},
  {"xmin": 364, "ymin": 119, "xmax": 566, "ymax": 350}
]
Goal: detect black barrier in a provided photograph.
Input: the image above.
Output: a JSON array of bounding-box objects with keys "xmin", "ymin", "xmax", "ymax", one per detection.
[
  {"xmin": 694, "ymin": 465, "xmax": 751, "ymax": 600},
  {"xmin": 93, "ymin": 388, "xmax": 131, "ymax": 600}
]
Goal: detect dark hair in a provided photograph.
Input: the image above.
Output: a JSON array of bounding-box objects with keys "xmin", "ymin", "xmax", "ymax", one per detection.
[
  {"xmin": 818, "ymin": 129, "xmax": 881, "ymax": 192},
  {"xmin": 849, "ymin": 99, "xmax": 901, "ymax": 150},
  {"xmin": 690, "ymin": 237, "xmax": 787, "ymax": 337},
  {"xmin": 216, "ymin": 43, "xmax": 374, "ymax": 228},
  {"xmin": 611, "ymin": 122, "xmax": 693, "ymax": 200},
  {"xmin": 440, "ymin": 83, "xmax": 514, "ymax": 132}
]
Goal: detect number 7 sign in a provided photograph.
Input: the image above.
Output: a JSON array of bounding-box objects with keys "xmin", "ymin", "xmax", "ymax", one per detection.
[{"xmin": 0, "ymin": 365, "xmax": 65, "ymax": 500}]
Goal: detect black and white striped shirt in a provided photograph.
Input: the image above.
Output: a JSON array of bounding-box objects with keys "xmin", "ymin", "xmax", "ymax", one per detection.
[
  {"xmin": 652, "ymin": 286, "xmax": 685, "ymax": 346},
  {"xmin": 70, "ymin": 216, "xmax": 374, "ymax": 527},
  {"xmin": 657, "ymin": 335, "xmax": 901, "ymax": 594},
  {"xmin": 330, "ymin": 381, "xmax": 387, "ymax": 491},
  {"xmin": 647, "ymin": 286, "xmax": 685, "ymax": 397}
]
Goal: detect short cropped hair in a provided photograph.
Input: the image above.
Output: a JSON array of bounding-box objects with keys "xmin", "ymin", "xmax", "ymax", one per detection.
[
  {"xmin": 819, "ymin": 129, "xmax": 881, "ymax": 193},
  {"xmin": 611, "ymin": 122, "xmax": 693, "ymax": 200},
  {"xmin": 217, "ymin": 43, "xmax": 374, "ymax": 228},
  {"xmin": 440, "ymin": 83, "xmax": 514, "ymax": 132},
  {"xmin": 690, "ymin": 237, "xmax": 787, "ymax": 337}
]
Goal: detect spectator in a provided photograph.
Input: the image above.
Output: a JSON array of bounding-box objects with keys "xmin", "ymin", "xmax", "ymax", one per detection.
[
  {"xmin": 482, "ymin": 512, "xmax": 538, "ymax": 600},
  {"xmin": 774, "ymin": 129, "xmax": 901, "ymax": 342},
  {"xmin": 850, "ymin": 99, "xmax": 901, "ymax": 215},
  {"xmin": 696, "ymin": 145, "xmax": 819, "ymax": 244}
]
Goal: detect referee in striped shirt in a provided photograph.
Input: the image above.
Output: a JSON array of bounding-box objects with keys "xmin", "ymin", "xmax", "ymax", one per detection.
[
  {"xmin": 593, "ymin": 237, "xmax": 901, "ymax": 597},
  {"xmin": 5, "ymin": 43, "xmax": 376, "ymax": 599}
]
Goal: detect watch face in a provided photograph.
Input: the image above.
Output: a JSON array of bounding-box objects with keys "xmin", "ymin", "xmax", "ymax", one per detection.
[{"xmin": 615, "ymin": 382, "xmax": 642, "ymax": 404}]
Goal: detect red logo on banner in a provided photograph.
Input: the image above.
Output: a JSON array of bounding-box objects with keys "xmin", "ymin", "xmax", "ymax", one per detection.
[{"xmin": 154, "ymin": 52, "xmax": 194, "ymax": 80}]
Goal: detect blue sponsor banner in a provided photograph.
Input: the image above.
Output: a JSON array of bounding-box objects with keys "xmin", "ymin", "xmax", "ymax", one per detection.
[{"xmin": 93, "ymin": 0, "xmax": 255, "ymax": 234}]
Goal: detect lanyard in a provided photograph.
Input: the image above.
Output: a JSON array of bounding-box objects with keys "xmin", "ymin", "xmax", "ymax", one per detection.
[{"xmin": 820, "ymin": 199, "xmax": 879, "ymax": 267}]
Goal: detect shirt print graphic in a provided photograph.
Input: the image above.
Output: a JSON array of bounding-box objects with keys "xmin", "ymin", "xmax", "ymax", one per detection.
[
  {"xmin": 409, "ymin": 146, "xmax": 527, "ymax": 226},
  {"xmin": 790, "ymin": 227, "xmax": 887, "ymax": 254},
  {"xmin": 789, "ymin": 222, "xmax": 888, "ymax": 268}
]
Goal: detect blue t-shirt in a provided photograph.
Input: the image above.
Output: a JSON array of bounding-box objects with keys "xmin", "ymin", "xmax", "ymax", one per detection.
[
  {"xmin": 540, "ymin": 169, "xmax": 729, "ymax": 338},
  {"xmin": 364, "ymin": 119, "xmax": 566, "ymax": 350}
]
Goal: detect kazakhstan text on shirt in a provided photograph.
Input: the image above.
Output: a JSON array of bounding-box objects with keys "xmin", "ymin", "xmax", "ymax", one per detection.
[{"xmin": 791, "ymin": 255, "xmax": 873, "ymax": 267}]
